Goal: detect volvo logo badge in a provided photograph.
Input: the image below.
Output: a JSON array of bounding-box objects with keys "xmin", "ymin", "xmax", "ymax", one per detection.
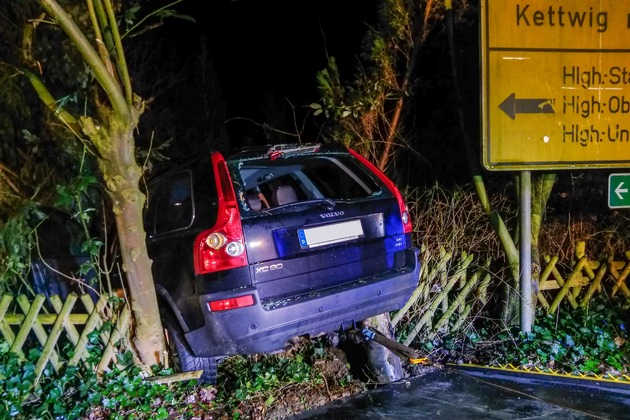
[{"xmin": 320, "ymin": 211, "xmax": 344, "ymax": 219}]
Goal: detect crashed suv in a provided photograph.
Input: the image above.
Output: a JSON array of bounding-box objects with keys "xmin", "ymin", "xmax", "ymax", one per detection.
[{"xmin": 144, "ymin": 143, "xmax": 420, "ymax": 383}]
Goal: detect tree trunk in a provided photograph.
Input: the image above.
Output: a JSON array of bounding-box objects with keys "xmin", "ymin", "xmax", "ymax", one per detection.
[
  {"xmin": 81, "ymin": 113, "xmax": 165, "ymax": 367},
  {"xmin": 24, "ymin": 0, "xmax": 167, "ymax": 369},
  {"xmin": 364, "ymin": 313, "xmax": 404, "ymax": 383},
  {"xmin": 529, "ymin": 173, "xmax": 556, "ymax": 318}
]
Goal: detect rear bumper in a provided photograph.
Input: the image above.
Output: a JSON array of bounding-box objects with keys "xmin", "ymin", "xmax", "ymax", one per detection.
[{"xmin": 185, "ymin": 247, "xmax": 420, "ymax": 357}]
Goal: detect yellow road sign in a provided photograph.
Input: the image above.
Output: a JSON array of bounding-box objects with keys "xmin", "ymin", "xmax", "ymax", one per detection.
[{"xmin": 481, "ymin": 1, "xmax": 630, "ymax": 170}]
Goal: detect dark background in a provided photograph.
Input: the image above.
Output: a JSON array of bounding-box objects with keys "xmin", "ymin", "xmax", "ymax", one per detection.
[
  {"xmin": 171, "ymin": 0, "xmax": 378, "ymax": 143},
  {"xmin": 152, "ymin": 0, "xmax": 615, "ymax": 215},
  {"xmin": 136, "ymin": 0, "xmax": 480, "ymax": 186},
  {"xmin": 203, "ymin": 1, "xmax": 375, "ymax": 115}
]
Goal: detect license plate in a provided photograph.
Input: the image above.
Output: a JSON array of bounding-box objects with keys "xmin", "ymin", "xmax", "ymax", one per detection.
[{"xmin": 297, "ymin": 220, "xmax": 364, "ymax": 249}]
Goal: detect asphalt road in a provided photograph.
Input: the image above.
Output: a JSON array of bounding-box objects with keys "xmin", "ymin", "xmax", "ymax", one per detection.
[{"xmin": 291, "ymin": 365, "xmax": 630, "ymax": 419}]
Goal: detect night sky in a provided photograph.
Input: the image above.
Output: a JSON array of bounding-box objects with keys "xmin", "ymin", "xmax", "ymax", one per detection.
[
  {"xmin": 177, "ymin": 0, "xmax": 377, "ymax": 139},
  {"xmin": 137, "ymin": 0, "xmax": 479, "ymax": 183}
]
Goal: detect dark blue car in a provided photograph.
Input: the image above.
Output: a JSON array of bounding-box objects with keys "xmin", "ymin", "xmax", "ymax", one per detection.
[{"xmin": 145, "ymin": 143, "xmax": 421, "ymax": 383}]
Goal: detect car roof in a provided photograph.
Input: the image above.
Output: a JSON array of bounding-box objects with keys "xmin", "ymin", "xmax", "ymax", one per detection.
[
  {"xmin": 226, "ymin": 143, "xmax": 348, "ymax": 161},
  {"xmin": 146, "ymin": 153, "xmax": 213, "ymax": 183},
  {"xmin": 146, "ymin": 143, "xmax": 350, "ymax": 183}
]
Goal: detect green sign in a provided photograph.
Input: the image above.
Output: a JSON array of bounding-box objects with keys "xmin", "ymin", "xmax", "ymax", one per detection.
[{"xmin": 609, "ymin": 174, "xmax": 630, "ymax": 208}]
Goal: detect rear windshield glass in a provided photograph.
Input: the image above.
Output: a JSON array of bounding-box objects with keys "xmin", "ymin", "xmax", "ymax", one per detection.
[{"xmin": 229, "ymin": 154, "xmax": 384, "ymax": 214}]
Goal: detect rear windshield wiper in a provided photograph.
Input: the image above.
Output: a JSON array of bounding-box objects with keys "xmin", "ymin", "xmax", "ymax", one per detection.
[{"xmin": 267, "ymin": 198, "xmax": 336, "ymax": 213}]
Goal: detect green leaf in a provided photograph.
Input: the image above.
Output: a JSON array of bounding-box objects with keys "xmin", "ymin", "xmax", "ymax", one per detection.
[{"xmin": 155, "ymin": 407, "xmax": 169, "ymax": 419}]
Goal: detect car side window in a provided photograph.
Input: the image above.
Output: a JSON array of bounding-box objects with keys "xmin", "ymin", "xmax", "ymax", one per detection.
[{"xmin": 153, "ymin": 172, "xmax": 194, "ymax": 235}]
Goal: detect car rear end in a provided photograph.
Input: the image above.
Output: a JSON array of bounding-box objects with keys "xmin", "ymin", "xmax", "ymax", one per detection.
[{"xmin": 186, "ymin": 143, "xmax": 420, "ymax": 357}]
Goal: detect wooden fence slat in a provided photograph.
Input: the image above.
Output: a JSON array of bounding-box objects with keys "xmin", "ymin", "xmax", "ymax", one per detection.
[
  {"xmin": 539, "ymin": 256, "xmax": 559, "ymax": 290},
  {"xmin": 571, "ymin": 245, "xmax": 592, "ymax": 297},
  {"xmin": 422, "ymin": 278, "xmax": 431, "ymax": 303},
  {"xmin": 11, "ymin": 295, "xmax": 45, "ymax": 354},
  {"xmin": 81, "ymin": 292, "xmax": 96, "ymax": 313},
  {"xmin": 571, "ymin": 275, "xmax": 587, "ymax": 297},
  {"xmin": 571, "ymin": 276, "xmax": 590, "ymax": 289},
  {"xmin": 403, "ymin": 275, "xmax": 459, "ymax": 346},
  {"xmin": 539, "ymin": 282, "xmax": 560, "ymax": 291},
  {"xmin": 0, "ymin": 294, "xmax": 12, "ymax": 320},
  {"xmin": 392, "ymin": 281, "xmax": 424, "ymax": 327},
  {"xmin": 476, "ymin": 269, "xmax": 492, "ymax": 305},
  {"xmin": 403, "ymin": 254, "xmax": 474, "ymax": 346},
  {"xmin": 51, "ymin": 294, "xmax": 81, "ymax": 346},
  {"xmin": 81, "ymin": 293, "xmax": 116, "ymax": 353},
  {"xmin": 0, "ymin": 295, "xmax": 18, "ymax": 355},
  {"xmin": 3, "ymin": 313, "xmax": 89, "ymax": 325},
  {"xmin": 610, "ymin": 261, "xmax": 627, "ymax": 270},
  {"xmin": 97, "ymin": 303, "xmax": 131, "ymax": 373},
  {"xmin": 33, "ymin": 293, "xmax": 77, "ymax": 384},
  {"xmin": 551, "ymin": 266, "xmax": 578, "ymax": 309},
  {"xmin": 546, "ymin": 258, "xmax": 579, "ymax": 310},
  {"xmin": 458, "ymin": 252, "xmax": 469, "ymax": 289},
  {"xmin": 15, "ymin": 294, "xmax": 61, "ymax": 370},
  {"xmin": 69, "ymin": 295, "xmax": 108, "ymax": 367},
  {"xmin": 428, "ymin": 249, "xmax": 454, "ymax": 281},
  {"xmin": 575, "ymin": 242, "xmax": 586, "ymax": 259},
  {"xmin": 439, "ymin": 270, "xmax": 448, "ymax": 315},
  {"xmin": 428, "ymin": 271, "xmax": 480, "ymax": 339},
  {"xmin": 611, "ymin": 259, "xmax": 630, "ymax": 297},
  {"xmin": 549, "ymin": 258, "xmax": 588, "ymax": 313},
  {"xmin": 392, "ymin": 251, "xmax": 453, "ymax": 327},
  {"xmin": 450, "ymin": 302, "xmax": 473, "ymax": 332},
  {"xmin": 87, "ymin": 294, "xmax": 119, "ymax": 347},
  {"xmin": 580, "ymin": 260, "xmax": 608, "ymax": 308}
]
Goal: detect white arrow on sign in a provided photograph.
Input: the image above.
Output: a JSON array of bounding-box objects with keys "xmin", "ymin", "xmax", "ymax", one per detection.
[{"xmin": 615, "ymin": 181, "xmax": 628, "ymax": 200}]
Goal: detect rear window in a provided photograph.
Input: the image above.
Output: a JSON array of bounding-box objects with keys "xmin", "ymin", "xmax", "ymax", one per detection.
[{"xmin": 230, "ymin": 154, "xmax": 383, "ymax": 214}]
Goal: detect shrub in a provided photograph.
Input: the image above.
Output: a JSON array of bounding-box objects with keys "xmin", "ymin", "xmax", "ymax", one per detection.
[{"xmin": 0, "ymin": 339, "xmax": 198, "ymax": 420}]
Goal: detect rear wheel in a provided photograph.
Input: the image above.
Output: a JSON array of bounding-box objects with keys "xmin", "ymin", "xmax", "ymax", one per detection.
[{"xmin": 162, "ymin": 314, "xmax": 223, "ymax": 384}]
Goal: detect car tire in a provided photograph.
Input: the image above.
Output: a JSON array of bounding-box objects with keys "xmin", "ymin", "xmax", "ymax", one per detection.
[{"xmin": 162, "ymin": 313, "xmax": 223, "ymax": 385}]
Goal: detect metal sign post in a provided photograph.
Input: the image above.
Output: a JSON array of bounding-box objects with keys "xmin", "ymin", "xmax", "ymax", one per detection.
[{"xmin": 519, "ymin": 171, "xmax": 532, "ymax": 333}]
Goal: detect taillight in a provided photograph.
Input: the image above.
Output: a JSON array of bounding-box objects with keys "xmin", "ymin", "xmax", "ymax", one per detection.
[
  {"xmin": 193, "ymin": 152, "xmax": 248, "ymax": 274},
  {"xmin": 348, "ymin": 148, "xmax": 413, "ymax": 234},
  {"xmin": 208, "ymin": 294, "xmax": 254, "ymax": 312}
]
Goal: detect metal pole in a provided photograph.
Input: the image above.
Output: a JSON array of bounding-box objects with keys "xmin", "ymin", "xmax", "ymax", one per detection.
[{"xmin": 520, "ymin": 170, "xmax": 532, "ymax": 332}]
